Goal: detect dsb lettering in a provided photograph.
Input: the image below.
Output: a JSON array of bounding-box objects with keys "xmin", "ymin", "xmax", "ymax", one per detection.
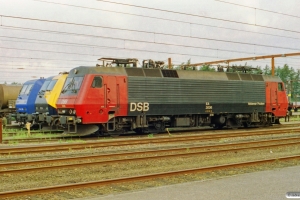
[{"xmin": 130, "ymin": 102, "xmax": 149, "ymax": 112}]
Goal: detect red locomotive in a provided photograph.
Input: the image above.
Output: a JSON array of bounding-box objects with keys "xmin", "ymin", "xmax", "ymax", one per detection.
[{"xmin": 56, "ymin": 58, "xmax": 288, "ymax": 135}]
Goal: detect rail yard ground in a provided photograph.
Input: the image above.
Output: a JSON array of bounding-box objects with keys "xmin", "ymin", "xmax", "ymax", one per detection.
[{"xmin": 0, "ymin": 119, "xmax": 300, "ymax": 199}]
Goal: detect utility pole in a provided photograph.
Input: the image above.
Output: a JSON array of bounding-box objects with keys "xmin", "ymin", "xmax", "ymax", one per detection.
[
  {"xmin": 0, "ymin": 118, "xmax": 2, "ymax": 144},
  {"xmin": 271, "ymin": 57, "xmax": 275, "ymax": 76},
  {"xmin": 168, "ymin": 58, "xmax": 172, "ymax": 69}
]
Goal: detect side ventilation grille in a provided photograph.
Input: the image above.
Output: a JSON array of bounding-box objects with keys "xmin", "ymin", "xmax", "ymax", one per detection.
[
  {"xmin": 226, "ymin": 73, "xmax": 240, "ymax": 80},
  {"xmin": 161, "ymin": 70, "xmax": 179, "ymax": 78}
]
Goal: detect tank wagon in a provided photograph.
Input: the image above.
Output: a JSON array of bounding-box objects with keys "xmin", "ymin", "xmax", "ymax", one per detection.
[
  {"xmin": 0, "ymin": 84, "xmax": 22, "ymax": 115},
  {"xmin": 34, "ymin": 72, "xmax": 68, "ymax": 128},
  {"xmin": 56, "ymin": 58, "xmax": 289, "ymax": 135},
  {"xmin": 15, "ymin": 78, "xmax": 45, "ymax": 128}
]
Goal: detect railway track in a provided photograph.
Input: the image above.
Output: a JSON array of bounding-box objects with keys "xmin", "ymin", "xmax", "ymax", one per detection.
[
  {"xmin": 2, "ymin": 136, "xmax": 84, "ymax": 144},
  {"xmin": 1, "ymin": 127, "xmax": 300, "ymax": 198},
  {"xmin": 1, "ymin": 136, "xmax": 300, "ymax": 174},
  {"xmin": 2, "ymin": 122, "xmax": 298, "ymax": 142},
  {"xmin": 0, "ymin": 154, "xmax": 299, "ymax": 198},
  {"xmin": 2, "ymin": 123, "xmax": 298, "ymax": 144},
  {"xmin": 1, "ymin": 126, "xmax": 300, "ymax": 155}
]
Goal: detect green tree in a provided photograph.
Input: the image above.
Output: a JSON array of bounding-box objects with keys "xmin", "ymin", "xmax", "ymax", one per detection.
[
  {"xmin": 178, "ymin": 59, "xmax": 197, "ymax": 70},
  {"xmin": 262, "ymin": 65, "xmax": 271, "ymax": 75},
  {"xmin": 199, "ymin": 64, "xmax": 215, "ymax": 71},
  {"xmin": 11, "ymin": 82, "xmax": 22, "ymax": 85},
  {"xmin": 275, "ymin": 64, "xmax": 298, "ymax": 101},
  {"xmin": 275, "ymin": 64, "xmax": 295, "ymax": 83},
  {"xmin": 250, "ymin": 66, "xmax": 263, "ymax": 74}
]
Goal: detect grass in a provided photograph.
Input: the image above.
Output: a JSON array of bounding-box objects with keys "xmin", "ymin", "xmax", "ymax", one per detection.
[
  {"xmin": 2, "ymin": 130, "xmax": 63, "ymax": 140},
  {"xmin": 288, "ymin": 117, "xmax": 300, "ymax": 122},
  {"xmin": 1, "ymin": 129, "xmax": 87, "ymax": 145},
  {"xmin": 148, "ymin": 134, "xmax": 154, "ymax": 138}
]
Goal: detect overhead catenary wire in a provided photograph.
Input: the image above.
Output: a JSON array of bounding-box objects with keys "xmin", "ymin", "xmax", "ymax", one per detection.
[
  {"xmin": 0, "ymin": 0, "xmax": 300, "ymax": 82},
  {"xmin": 0, "ymin": 55, "xmax": 96, "ymax": 63},
  {"xmin": 30, "ymin": 0, "xmax": 300, "ymax": 41},
  {"xmin": 2, "ymin": 26, "xmax": 293, "ymax": 57},
  {"xmin": 0, "ymin": 23, "xmax": 296, "ymax": 66},
  {"xmin": 1, "ymin": 15, "xmax": 300, "ymax": 52},
  {"xmin": 1, "ymin": 2, "xmax": 300, "ymax": 62},
  {"xmin": 3, "ymin": 22, "xmax": 300, "ymax": 66},
  {"xmin": 95, "ymin": 0, "xmax": 300, "ymax": 34},
  {"xmin": 0, "ymin": 65, "xmax": 75, "ymax": 71},
  {"xmin": 2, "ymin": 27, "xmax": 300, "ymax": 66},
  {"xmin": 214, "ymin": 0, "xmax": 300, "ymax": 19}
]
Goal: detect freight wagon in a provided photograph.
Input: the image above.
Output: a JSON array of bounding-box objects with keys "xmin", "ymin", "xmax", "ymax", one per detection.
[{"xmin": 0, "ymin": 84, "xmax": 22, "ymax": 116}]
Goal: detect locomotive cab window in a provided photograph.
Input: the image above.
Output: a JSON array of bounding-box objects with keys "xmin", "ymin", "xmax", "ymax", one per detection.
[
  {"xmin": 91, "ymin": 76, "xmax": 103, "ymax": 88},
  {"xmin": 20, "ymin": 85, "xmax": 29, "ymax": 95},
  {"xmin": 20, "ymin": 84, "xmax": 34, "ymax": 95},
  {"xmin": 278, "ymin": 83, "xmax": 284, "ymax": 91},
  {"xmin": 47, "ymin": 80, "xmax": 58, "ymax": 91}
]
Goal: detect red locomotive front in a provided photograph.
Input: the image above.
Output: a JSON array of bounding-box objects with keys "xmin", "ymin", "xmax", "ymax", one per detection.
[
  {"xmin": 265, "ymin": 81, "xmax": 288, "ymax": 117},
  {"xmin": 56, "ymin": 63, "xmax": 129, "ymax": 135}
]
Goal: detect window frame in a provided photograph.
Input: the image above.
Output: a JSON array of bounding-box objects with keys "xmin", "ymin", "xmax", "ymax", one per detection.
[{"xmin": 91, "ymin": 76, "xmax": 103, "ymax": 88}]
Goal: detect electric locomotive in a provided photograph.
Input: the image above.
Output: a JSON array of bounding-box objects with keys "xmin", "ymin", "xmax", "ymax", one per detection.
[
  {"xmin": 56, "ymin": 58, "xmax": 289, "ymax": 135},
  {"xmin": 15, "ymin": 78, "xmax": 45, "ymax": 127},
  {"xmin": 33, "ymin": 72, "xmax": 68, "ymax": 129}
]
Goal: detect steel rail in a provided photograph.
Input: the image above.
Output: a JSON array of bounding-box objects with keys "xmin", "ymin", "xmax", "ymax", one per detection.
[
  {"xmin": 2, "ymin": 138, "xmax": 63, "ymax": 144},
  {"xmin": 0, "ymin": 155, "xmax": 299, "ymax": 198},
  {"xmin": 1, "ymin": 137, "xmax": 300, "ymax": 175},
  {"xmin": 0, "ymin": 127, "xmax": 299, "ymax": 155},
  {"xmin": 2, "ymin": 123, "xmax": 298, "ymax": 143},
  {"xmin": 0, "ymin": 127, "xmax": 258, "ymax": 142},
  {"xmin": 1, "ymin": 135, "xmax": 300, "ymax": 168}
]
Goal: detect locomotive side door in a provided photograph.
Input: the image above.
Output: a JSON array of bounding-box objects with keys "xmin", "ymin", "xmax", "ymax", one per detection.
[
  {"xmin": 276, "ymin": 82, "xmax": 288, "ymax": 116},
  {"xmin": 85, "ymin": 75, "xmax": 106, "ymax": 123},
  {"xmin": 104, "ymin": 76, "xmax": 119, "ymax": 116},
  {"xmin": 84, "ymin": 75, "xmax": 119, "ymax": 123},
  {"xmin": 271, "ymin": 83, "xmax": 278, "ymax": 108},
  {"xmin": 103, "ymin": 75, "xmax": 120, "ymax": 131},
  {"xmin": 267, "ymin": 82, "xmax": 287, "ymax": 117},
  {"xmin": 265, "ymin": 82, "xmax": 277, "ymax": 113}
]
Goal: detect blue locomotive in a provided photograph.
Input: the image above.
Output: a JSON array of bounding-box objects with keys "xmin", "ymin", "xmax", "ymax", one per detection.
[{"xmin": 15, "ymin": 78, "xmax": 45, "ymax": 128}]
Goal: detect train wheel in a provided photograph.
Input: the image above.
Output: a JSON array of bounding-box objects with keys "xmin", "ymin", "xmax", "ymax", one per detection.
[
  {"xmin": 134, "ymin": 128, "xmax": 150, "ymax": 134},
  {"xmin": 227, "ymin": 118, "xmax": 239, "ymax": 129},
  {"xmin": 29, "ymin": 123, "xmax": 40, "ymax": 130},
  {"xmin": 153, "ymin": 121, "xmax": 165, "ymax": 133},
  {"xmin": 243, "ymin": 121, "xmax": 251, "ymax": 128},
  {"xmin": 213, "ymin": 124, "xmax": 224, "ymax": 129}
]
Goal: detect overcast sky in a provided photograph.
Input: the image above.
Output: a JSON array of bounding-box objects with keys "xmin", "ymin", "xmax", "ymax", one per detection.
[{"xmin": 1, "ymin": 0, "xmax": 300, "ymax": 83}]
